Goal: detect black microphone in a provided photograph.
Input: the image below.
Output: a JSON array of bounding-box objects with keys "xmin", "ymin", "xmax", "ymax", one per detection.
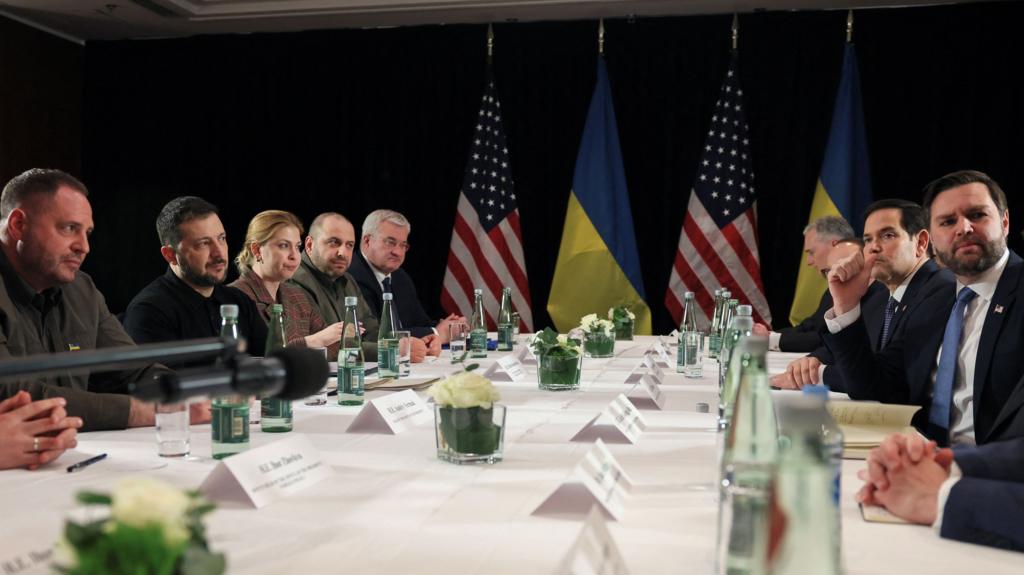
[{"xmin": 130, "ymin": 347, "xmax": 328, "ymax": 403}]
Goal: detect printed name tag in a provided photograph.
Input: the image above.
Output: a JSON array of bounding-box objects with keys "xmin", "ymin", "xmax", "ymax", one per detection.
[
  {"xmin": 483, "ymin": 355, "xmax": 529, "ymax": 382},
  {"xmin": 533, "ymin": 439, "xmax": 633, "ymax": 521},
  {"xmin": 642, "ymin": 355, "xmax": 667, "ymax": 381},
  {"xmin": 653, "ymin": 340, "xmax": 671, "ymax": 364},
  {"xmin": 346, "ymin": 389, "xmax": 432, "ymax": 434},
  {"xmin": 628, "ymin": 374, "xmax": 666, "ymax": 410},
  {"xmin": 200, "ymin": 434, "xmax": 332, "ymax": 509},
  {"xmin": 571, "ymin": 394, "xmax": 648, "ymax": 444},
  {"xmin": 555, "ymin": 507, "xmax": 631, "ymax": 575}
]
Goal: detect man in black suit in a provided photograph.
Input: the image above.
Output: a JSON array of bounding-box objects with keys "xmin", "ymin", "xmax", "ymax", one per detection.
[
  {"xmin": 775, "ymin": 199, "xmax": 952, "ymax": 390},
  {"xmin": 824, "ymin": 170, "xmax": 1024, "ymax": 446},
  {"xmin": 348, "ymin": 209, "xmax": 463, "ymax": 355},
  {"xmin": 754, "ymin": 215, "xmax": 854, "ymax": 352}
]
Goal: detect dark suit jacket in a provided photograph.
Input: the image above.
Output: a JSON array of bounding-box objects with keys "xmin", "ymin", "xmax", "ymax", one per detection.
[
  {"xmin": 811, "ymin": 280, "xmax": 888, "ymax": 364},
  {"xmin": 942, "ymin": 437, "xmax": 1024, "ymax": 551},
  {"xmin": 820, "ymin": 260, "xmax": 945, "ymax": 385},
  {"xmin": 823, "ymin": 251, "xmax": 1024, "ymax": 445},
  {"xmin": 778, "ymin": 290, "xmax": 832, "ymax": 352},
  {"xmin": 348, "ymin": 251, "xmax": 435, "ymax": 338}
]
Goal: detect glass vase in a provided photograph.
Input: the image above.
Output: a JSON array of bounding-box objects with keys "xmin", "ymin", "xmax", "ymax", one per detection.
[
  {"xmin": 584, "ymin": 331, "xmax": 615, "ymax": 358},
  {"xmin": 537, "ymin": 351, "xmax": 582, "ymax": 391},
  {"xmin": 613, "ymin": 318, "xmax": 634, "ymax": 341},
  {"xmin": 434, "ymin": 404, "xmax": 506, "ymax": 465}
]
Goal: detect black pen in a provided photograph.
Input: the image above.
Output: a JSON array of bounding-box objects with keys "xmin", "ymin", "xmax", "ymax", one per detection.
[{"xmin": 66, "ymin": 453, "xmax": 107, "ymax": 473}]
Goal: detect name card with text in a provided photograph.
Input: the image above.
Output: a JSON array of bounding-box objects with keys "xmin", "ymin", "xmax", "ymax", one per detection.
[
  {"xmin": 483, "ymin": 355, "xmax": 528, "ymax": 382},
  {"xmin": 628, "ymin": 374, "xmax": 666, "ymax": 410},
  {"xmin": 200, "ymin": 434, "xmax": 332, "ymax": 509},
  {"xmin": 553, "ymin": 507, "xmax": 631, "ymax": 575},
  {"xmin": 652, "ymin": 340, "xmax": 671, "ymax": 365},
  {"xmin": 534, "ymin": 439, "xmax": 633, "ymax": 521},
  {"xmin": 571, "ymin": 394, "xmax": 648, "ymax": 444},
  {"xmin": 642, "ymin": 355, "xmax": 667, "ymax": 382},
  {"xmin": 346, "ymin": 389, "xmax": 432, "ymax": 434}
]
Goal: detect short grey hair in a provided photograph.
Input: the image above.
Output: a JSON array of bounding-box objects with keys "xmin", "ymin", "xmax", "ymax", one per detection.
[
  {"xmin": 803, "ymin": 215, "xmax": 853, "ymax": 242},
  {"xmin": 361, "ymin": 209, "xmax": 410, "ymax": 240}
]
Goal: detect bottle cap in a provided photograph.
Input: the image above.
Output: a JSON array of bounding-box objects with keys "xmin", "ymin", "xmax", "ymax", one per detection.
[
  {"xmin": 270, "ymin": 303, "xmax": 284, "ymax": 313},
  {"xmin": 722, "ymin": 291, "xmax": 732, "ymax": 298},
  {"xmin": 684, "ymin": 291, "xmax": 695, "ymax": 300},
  {"xmin": 695, "ymin": 402, "xmax": 710, "ymax": 413},
  {"xmin": 474, "ymin": 288, "xmax": 483, "ymax": 295},
  {"xmin": 736, "ymin": 305, "xmax": 752, "ymax": 316},
  {"xmin": 382, "ymin": 292, "xmax": 393, "ymax": 301},
  {"xmin": 345, "ymin": 296, "xmax": 358, "ymax": 306},
  {"xmin": 219, "ymin": 304, "xmax": 239, "ymax": 319},
  {"xmin": 737, "ymin": 334, "xmax": 768, "ymax": 355}
]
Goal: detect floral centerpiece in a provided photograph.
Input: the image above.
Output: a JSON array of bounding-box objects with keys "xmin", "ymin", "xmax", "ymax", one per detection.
[
  {"xmin": 578, "ymin": 313, "xmax": 616, "ymax": 358},
  {"xmin": 428, "ymin": 370, "xmax": 506, "ymax": 465},
  {"xmin": 531, "ymin": 327, "xmax": 583, "ymax": 391},
  {"xmin": 608, "ymin": 306, "xmax": 636, "ymax": 341},
  {"xmin": 56, "ymin": 478, "xmax": 225, "ymax": 575}
]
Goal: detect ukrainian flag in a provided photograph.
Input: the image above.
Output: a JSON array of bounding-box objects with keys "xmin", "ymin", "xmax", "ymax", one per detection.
[
  {"xmin": 548, "ymin": 59, "xmax": 652, "ymax": 334},
  {"xmin": 789, "ymin": 43, "xmax": 873, "ymax": 326}
]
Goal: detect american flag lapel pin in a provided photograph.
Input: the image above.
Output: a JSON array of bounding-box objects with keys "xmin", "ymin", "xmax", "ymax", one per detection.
[{"xmin": 994, "ymin": 304, "xmax": 1005, "ymax": 314}]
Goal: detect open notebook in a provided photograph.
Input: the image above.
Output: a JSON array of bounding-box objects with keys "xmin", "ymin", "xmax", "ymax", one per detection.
[{"xmin": 826, "ymin": 401, "xmax": 922, "ymax": 459}]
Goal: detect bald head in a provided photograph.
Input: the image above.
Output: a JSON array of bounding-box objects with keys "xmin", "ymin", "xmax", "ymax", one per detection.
[{"xmin": 304, "ymin": 212, "xmax": 356, "ymax": 278}]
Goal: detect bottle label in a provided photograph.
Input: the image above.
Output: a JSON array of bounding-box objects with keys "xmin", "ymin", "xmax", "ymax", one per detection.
[
  {"xmin": 377, "ymin": 339, "xmax": 398, "ymax": 374},
  {"xmin": 470, "ymin": 329, "xmax": 487, "ymax": 352},
  {"xmin": 261, "ymin": 398, "xmax": 293, "ymax": 420},
  {"xmin": 341, "ymin": 365, "xmax": 364, "ymax": 396},
  {"xmin": 497, "ymin": 325, "xmax": 514, "ymax": 350},
  {"xmin": 212, "ymin": 404, "xmax": 249, "ymax": 444}
]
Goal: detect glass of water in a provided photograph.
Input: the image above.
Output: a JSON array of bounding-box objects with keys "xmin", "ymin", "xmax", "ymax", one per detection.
[
  {"xmin": 683, "ymin": 330, "xmax": 704, "ymax": 378},
  {"xmin": 448, "ymin": 322, "xmax": 468, "ymax": 364},
  {"xmin": 511, "ymin": 312, "xmax": 521, "ymax": 345},
  {"xmin": 155, "ymin": 402, "xmax": 190, "ymax": 457},
  {"xmin": 304, "ymin": 347, "xmax": 329, "ymax": 405},
  {"xmin": 395, "ymin": 331, "xmax": 412, "ymax": 377}
]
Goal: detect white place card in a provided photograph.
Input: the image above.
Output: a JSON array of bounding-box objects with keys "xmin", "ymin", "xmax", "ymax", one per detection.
[
  {"xmin": 553, "ymin": 507, "xmax": 631, "ymax": 575},
  {"xmin": 482, "ymin": 354, "xmax": 528, "ymax": 382},
  {"xmin": 571, "ymin": 394, "xmax": 648, "ymax": 444},
  {"xmin": 628, "ymin": 374, "xmax": 666, "ymax": 410},
  {"xmin": 346, "ymin": 389, "xmax": 432, "ymax": 434},
  {"xmin": 653, "ymin": 339, "xmax": 671, "ymax": 364},
  {"xmin": 534, "ymin": 439, "xmax": 632, "ymax": 521},
  {"xmin": 199, "ymin": 434, "xmax": 333, "ymax": 509},
  {"xmin": 642, "ymin": 354, "xmax": 667, "ymax": 381}
]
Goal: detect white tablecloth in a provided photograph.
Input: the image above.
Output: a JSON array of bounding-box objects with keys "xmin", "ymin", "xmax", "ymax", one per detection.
[{"xmin": 0, "ymin": 337, "xmax": 1018, "ymax": 573}]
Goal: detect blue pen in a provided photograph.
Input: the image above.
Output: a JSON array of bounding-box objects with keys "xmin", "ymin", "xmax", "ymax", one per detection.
[{"xmin": 66, "ymin": 453, "xmax": 107, "ymax": 473}]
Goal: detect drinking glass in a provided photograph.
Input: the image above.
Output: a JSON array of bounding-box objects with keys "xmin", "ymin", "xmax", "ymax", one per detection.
[
  {"xmin": 155, "ymin": 402, "xmax": 190, "ymax": 457},
  {"xmin": 448, "ymin": 322, "xmax": 469, "ymax": 364},
  {"xmin": 396, "ymin": 331, "xmax": 412, "ymax": 377}
]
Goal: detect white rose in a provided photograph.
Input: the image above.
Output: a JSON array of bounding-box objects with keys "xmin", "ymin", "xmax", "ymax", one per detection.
[
  {"xmin": 110, "ymin": 477, "xmax": 192, "ymax": 546},
  {"xmin": 626, "ymin": 310, "xmax": 636, "ymax": 320},
  {"xmin": 428, "ymin": 372, "xmax": 500, "ymax": 408}
]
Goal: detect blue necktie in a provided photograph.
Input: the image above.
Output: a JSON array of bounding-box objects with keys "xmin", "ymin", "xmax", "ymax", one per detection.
[
  {"xmin": 382, "ymin": 276, "xmax": 402, "ymax": 329},
  {"xmin": 929, "ymin": 287, "xmax": 976, "ymax": 444},
  {"xmin": 879, "ymin": 296, "xmax": 898, "ymax": 349}
]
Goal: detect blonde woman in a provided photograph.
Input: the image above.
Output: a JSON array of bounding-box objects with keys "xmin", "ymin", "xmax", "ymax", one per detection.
[{"xmin": 229, "ymin": 210, "xmax": 343, "ymax": 354}]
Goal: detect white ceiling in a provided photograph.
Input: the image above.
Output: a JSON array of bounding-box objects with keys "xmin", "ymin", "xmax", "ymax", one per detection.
[{"xmin": 0, "ymin": 0, "xmax": 980, "ymax": 43}]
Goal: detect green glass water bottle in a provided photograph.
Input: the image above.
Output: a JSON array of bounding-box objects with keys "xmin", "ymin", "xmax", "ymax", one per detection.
[
  {"xmin": 261, "ymin": 304, "xmax": 293, "ymax": 432},
  {"xmin": 469, "ymin": 288, "xmax": 488, "ymax": 358},
  {"xmin": 497, "ymin": 287, "xmax": 514, "ymax": 351},
  {"xmin": 339, "ymin": 296, "xmax": 365, "ymax": 406},
  {"xmin": 212, "ymin": 304, "xmax": 250, "ymax": 458},
  {"xmin": 377, "ymin": 292, "xmax": 399, "ymax": 378}
]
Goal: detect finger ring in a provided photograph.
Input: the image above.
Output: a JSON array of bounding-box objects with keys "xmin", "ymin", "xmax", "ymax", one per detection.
[{"xmin": 32, "ymin": 437, "xmax": 40, "ymax": 452}]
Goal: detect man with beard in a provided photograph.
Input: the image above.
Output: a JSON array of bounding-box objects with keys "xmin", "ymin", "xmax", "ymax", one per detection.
[
  {"xmin": 823, "ymin": 170, "xmax": 1024, "ymax": 446},
  {"xmin": 124, "ymin": 196, "xmax": 267, "ymax": 359},
  {"xmin": 289, "ymin": 212, "xmax": 379, "ymax": 357}
]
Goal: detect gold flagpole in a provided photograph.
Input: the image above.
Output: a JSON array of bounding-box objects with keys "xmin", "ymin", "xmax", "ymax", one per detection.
[
  {"xmin": 732, "ymin": 13, "xmax": 738, "ymax": 51},
  {"xmin": 846, "ymin": 10, "xmax": 853, "ymax": 43},
  {"xmin": 487, "ymin": 23, "xmax": 494, "ymax": 63},
  {"xmin": 598, "ymin": 18, "xmax": 605, "ymax": 55}
]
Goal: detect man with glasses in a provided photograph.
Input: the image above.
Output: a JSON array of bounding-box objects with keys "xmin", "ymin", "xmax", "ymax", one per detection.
[{"xmin": 349, "ymin": 210, "xmax": 461, "ymax": 355}]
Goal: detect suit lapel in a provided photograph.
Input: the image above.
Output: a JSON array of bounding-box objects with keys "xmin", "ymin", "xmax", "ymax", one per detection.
[
  {"xmin": 890, "ymin": 260, "xmax": 937, "ymax": 337},
  {"xmin": 974, "ymin": 254, "xmax": 1022, "ymax": 440}
]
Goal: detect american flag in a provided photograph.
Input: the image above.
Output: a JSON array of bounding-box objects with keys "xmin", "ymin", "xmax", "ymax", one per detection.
[
  {"xmin": 441, "ymin": 68, "xmax": 533, "ymax": 331},
  {"xmin": 665, "ymin": 52, "xmax": 771, "ymax": 327}
]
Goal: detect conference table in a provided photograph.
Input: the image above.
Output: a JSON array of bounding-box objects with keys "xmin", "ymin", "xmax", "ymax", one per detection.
[{"xmin": 0, "ymin": 337, "xmax": 1019, "ymax": 574}]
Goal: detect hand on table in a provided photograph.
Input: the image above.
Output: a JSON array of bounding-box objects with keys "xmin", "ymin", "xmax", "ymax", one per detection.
[
  {"xmin": 0, "ymin": 392, "xmax": 82, "ymax": 470},
  {"xmin": 422, "ymin": 334, "xmax": 443, "ymax": 357},
  {"xmin": 856, "ymin": 432, "xmax": 954, "ymax": 525},
  {"xmin": 434, "ymin": 314, "xmax": 465, "ymax": 344},
  {"xmin": 752, "ymin": 323, "xmax": 770, "ymax": 337},
  {"xmin": 409, "ymin": 337, "xmax": 428, "ymax": 363},
  {"xmin": 771, "ymin": 356, "xmax": 823, "ymax": 390}
]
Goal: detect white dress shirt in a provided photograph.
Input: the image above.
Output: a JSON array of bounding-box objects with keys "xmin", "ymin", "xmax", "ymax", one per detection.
[{"xmin": 825, "ymin": 250, "xmax": 1010, "ymax": 445}]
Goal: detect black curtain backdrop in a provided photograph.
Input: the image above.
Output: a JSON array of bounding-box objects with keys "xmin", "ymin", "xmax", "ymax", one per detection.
[{"xmin": 81, "ymin": 2, "xmax": 1024, "ymax": 333}]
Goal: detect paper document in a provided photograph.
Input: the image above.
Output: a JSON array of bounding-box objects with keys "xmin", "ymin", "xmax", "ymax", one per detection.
[{"xmin": 826, "ymin": 401, "xmax": 921, "ymax": 459}]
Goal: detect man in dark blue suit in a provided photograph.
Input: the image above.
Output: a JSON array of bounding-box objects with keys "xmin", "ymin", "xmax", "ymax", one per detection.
[
  {"xmin": 349, "ymin": 209, "xmax": 463, "ymax": 355},
  {"xmin": 774, "ymin": 199, "xmax": 952, "ymax": 390},
  {"xmin": 858, "ymin": 431, "xmax": 1024, "ymax": 552},
  {"xmin": 824, "ymin": 170, "xmax": 1024, "ymax": 446}
]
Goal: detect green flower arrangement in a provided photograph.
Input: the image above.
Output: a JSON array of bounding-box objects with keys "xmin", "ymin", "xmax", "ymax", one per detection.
[
  {"xmin": 608, "ymin": 306, "xmax": 636, "ymax": 341},
  {"xmin": 531, "ymin": 327, "xmax": 583, "ymax": 390},
  {"xmin": 530, "ymin": 327, "xmax": 581, "ymax": 357},
  {"xmin": 56, "ymin": 478, "xmax": 225, "ymax": 575}
]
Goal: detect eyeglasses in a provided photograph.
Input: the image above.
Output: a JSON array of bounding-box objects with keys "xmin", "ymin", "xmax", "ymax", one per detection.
[{"xmin": 377, "ymin": 236, "xmax": 411, "ymax": 252}]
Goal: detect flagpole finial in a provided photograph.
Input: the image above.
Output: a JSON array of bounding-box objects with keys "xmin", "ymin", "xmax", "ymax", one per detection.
[
  {"xmin": 487, "ymin": 23, "xmax": 494, "ymax": 59},
  {"xmin": 731, "ymin": 13, "xmax": 738, "ymax": 51},
  {"xmin": 846, "ymin": 10, "xmax": 853, "ymax": 43},
  {"xmin": 598, "ymin": 18, "xmax": 605, "ymax": 55}
]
